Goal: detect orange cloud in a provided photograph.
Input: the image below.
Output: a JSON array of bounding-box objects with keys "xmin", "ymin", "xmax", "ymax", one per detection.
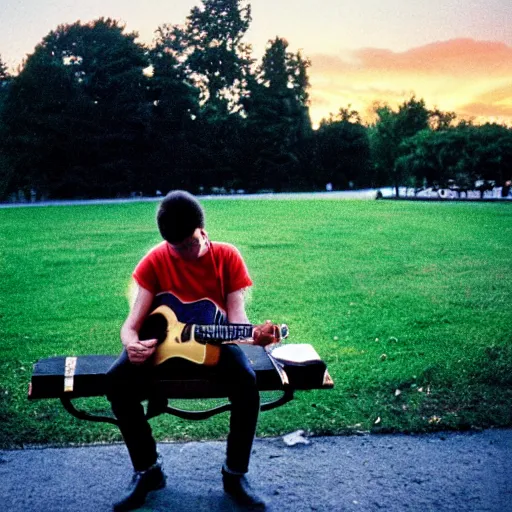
[{"xmin": 308, "ymin": 39, "xmax": 512, "ymax": 127}]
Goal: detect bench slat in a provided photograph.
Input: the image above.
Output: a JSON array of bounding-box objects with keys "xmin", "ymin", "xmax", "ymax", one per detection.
[{"xmin": 29, "ymin": 345, "xmax": 331, "ymax": 400}]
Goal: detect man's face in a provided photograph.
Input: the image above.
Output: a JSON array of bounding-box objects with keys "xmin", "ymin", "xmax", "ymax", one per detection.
[{"xmin": 169, "ymin": 228, "xmax": 208, "ymax": 260}]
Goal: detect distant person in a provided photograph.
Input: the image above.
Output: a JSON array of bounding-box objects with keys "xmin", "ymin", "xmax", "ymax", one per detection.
[
  {"xmin": 501, "ymin": 180, "xmax": 511, "ymax": 198},
  {"xmin": 107, "ymin": 190, "xmax": 277, "ymax": 511}
]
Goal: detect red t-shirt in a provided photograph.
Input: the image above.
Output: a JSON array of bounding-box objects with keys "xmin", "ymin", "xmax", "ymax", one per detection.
[{"xmin": 133, "ymin": 241, "xmax": 253, "ymax": 313}]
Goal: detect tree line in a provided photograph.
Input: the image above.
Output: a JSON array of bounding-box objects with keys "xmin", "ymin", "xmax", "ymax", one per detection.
[{"xmin": 0, "ymin": 0, "xmax": 511, "ymax": 201}]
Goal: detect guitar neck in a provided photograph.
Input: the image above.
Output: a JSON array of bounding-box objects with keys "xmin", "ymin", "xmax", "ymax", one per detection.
[{"xmin": 191, "ymin": 324, "xmax": 254, "ymax": 344}]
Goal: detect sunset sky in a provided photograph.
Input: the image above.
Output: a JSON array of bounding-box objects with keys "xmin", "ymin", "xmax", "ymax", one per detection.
[{"xmin": 1, "ymin": 0, "xmax": 511, "ymax": 126}]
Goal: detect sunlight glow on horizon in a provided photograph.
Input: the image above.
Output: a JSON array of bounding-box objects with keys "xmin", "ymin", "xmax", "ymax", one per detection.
[
  {"xmin": 308, "ymin": 39, "xmax": 512, "ymax": 127},
  {"xmin": 1, "ymin": 2, "xmax": 511, "ymax": 128}
]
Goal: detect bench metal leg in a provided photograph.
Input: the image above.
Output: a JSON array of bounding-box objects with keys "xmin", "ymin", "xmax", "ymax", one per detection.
[
  {"xmin": 60, "ymin": 397, "xmax": 119, "ymax": 426},
  {"xmin": 61, "ymin": 387, "xmax": 295, "ymax": 424},
  {"xmin": 147, "ymin": 387, "xmax": 295, "ymax": 421},
  {"xmin": 260, "ymin": 387, "xmax": 294, "ymax": 412}
]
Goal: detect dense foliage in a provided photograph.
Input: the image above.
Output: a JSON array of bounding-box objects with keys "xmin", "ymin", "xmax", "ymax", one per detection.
[{"xmin": 0, "ymin": 1, "xmax": 511, "ymax": 200}]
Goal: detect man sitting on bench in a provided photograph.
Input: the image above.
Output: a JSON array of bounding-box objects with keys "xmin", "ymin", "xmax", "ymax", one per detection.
[{"xmin": 106, "ymin": 190, "xmax": 276, "ymax": 511}]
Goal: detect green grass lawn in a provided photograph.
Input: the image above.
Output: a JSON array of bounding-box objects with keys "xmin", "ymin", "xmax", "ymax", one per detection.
[{"xmin": 1, "ymin": 199, "xmax": 511, "ymax": 448}]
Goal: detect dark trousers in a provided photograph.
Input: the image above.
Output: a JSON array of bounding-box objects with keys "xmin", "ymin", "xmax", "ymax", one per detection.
[{"xmin": 106, "ymin": 344, "xmax": 260, "ymax": 474}]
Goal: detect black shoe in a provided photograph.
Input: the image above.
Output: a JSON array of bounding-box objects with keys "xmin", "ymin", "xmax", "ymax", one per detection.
[
  {"xmin": 113, "ymin": 463, "xmax": 166, "ymax": 511},
  {"xmin": 222, "ymin": 468, "xmax": 267, "ymax": 510}
]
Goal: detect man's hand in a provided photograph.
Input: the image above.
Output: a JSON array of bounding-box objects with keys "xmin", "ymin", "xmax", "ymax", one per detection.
[
  {"xmin": 253, "ymin": 320, "xmax": 281, "ymax": 347},
  {"xmin": 125, "ymin": 338, "xmax": 158, "ymax": 364},
  {"xmin": 121, "ymin": 285, "xmax": 158, "ymax": 364}
]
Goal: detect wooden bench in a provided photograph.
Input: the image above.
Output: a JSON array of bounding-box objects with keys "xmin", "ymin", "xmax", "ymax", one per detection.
[{"xmin": 29, "ymin": 344, "xmax": 333, "ymax": 425}]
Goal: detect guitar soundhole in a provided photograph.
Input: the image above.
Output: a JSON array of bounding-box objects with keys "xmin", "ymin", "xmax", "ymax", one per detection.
[{"xmin": 139, "ymin": 313, "xmax": 167, "ymax": 345}]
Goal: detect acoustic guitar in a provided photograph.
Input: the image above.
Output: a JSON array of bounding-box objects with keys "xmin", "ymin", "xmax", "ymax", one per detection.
[{"xmin": 139, "ymin": 292, "xmax": 288, "ymax": 366}]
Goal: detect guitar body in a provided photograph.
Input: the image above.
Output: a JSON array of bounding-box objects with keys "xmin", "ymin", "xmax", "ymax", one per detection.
[
  {"xmin": 152, "ymin": 292, "xmax": 226, "ymax": 325},
  {"xmin": 139, "ymin": 293, "xmax": 227, "ymax": 367},
  {"xmin": 140, "ymin": 292, "xmax": 287, "ymax": 367}
]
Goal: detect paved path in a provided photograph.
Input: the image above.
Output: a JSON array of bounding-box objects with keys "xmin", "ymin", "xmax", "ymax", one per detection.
[
  {"xmin": 1, "ymin": 429, "xmax": 511, "ymax": 511},
  {"xmin": 0, "ymin": 190, "xmax": 384, "ymax": 208}
]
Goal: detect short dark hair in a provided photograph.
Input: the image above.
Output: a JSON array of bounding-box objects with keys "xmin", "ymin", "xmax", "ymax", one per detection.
[{"xmin": 156, "ymin": 190, "xmax": 205, "ymax": 244}]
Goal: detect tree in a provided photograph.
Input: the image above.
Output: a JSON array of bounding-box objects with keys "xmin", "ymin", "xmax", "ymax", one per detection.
[
  {"xmin": 369, "ymin": 97, "xmax": 430, "ymax": 194},
  {"xmin": 156, "ymin": 0, "xmax": 253, "ymax": 113},
  {"xmin": 330, "ymin": 105, "xmax": 362, "ymax": 124},
  {"xmin": 153, "ymin": 1, "xmax": 256, "ymax": 190},
  {"xmin": 469, "ymin": 123, "xmax": 512, "ymax": 187},
  {"xmin": 429, "ymin": 108, "xmax": 457, "ymax": 131},
  {"xmin": 1, "ymin": 49, "xmax": 78, "ymax": 198},
  {"xmin": 155, "ymin": 4, "xmax": 315, "ymax": 192},
  {"xmin": 0, "ymin": 57, "xmax": 7, "ymax": 81},
  {"xmin": 144, "ymin": 45, "xmax": 201, "ymax": 193},
  {"xmin": 313, "ymin": 106, "xmax": 370, "ymax": 190},
  {"xmin": 241, "ymin": 37, "xmax": 312, "ymax": 190},
  {"xmin": 396, "ymin": 123, "xmax": 512, "ymax": 193},
  {"xmin": 1, "ymin": 19, "xmax": 150, "ymax": 199},
  {"xmin": 0, "ymin": 55, "xmax": 12, "ymax": 198}
]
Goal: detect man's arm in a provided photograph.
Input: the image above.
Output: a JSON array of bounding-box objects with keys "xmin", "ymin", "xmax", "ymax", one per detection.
[
  {"xmin": 227, "ymin": 287, "xmax": 281, "ymax": 346},
  {"xmin": 226, "ymin": 288, "xmax": 250, "ymax": 324},
  {"xmin": 121, "ymin": 284, "xmax": 158, "ymax": 364}
]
